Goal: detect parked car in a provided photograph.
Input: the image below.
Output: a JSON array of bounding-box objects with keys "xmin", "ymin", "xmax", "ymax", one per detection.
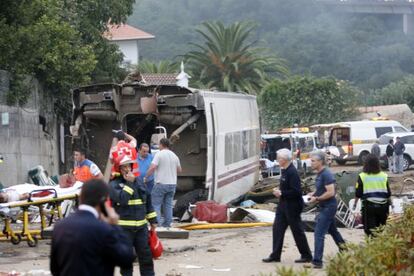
[{"xmin": 379, "ymin": 132, "xmax": 414, "ymax": 171}]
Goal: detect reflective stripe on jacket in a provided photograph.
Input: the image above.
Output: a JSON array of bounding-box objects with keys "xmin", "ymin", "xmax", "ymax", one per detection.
[
  {"xmin": 359, "ymin": 172, "xmax": 388, "ymax": 204},
  {"xmin": 110, "ymin": 177, "xmax": 157, "ymax": 229}
]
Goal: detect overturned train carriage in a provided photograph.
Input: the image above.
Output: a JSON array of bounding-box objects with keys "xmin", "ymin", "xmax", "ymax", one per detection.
[{"xmin": 70, "ymin": 83, "xmax": 260, "ymax": 213}]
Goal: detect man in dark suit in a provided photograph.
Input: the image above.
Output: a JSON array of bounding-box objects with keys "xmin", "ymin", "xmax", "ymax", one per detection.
[
  {"xmin": 262, "ymin": 148, "xmax": 313, "ymax": 263},
  {"xmin": 50, "ymin": 179, "xmax": 135, "ymax": 276}
]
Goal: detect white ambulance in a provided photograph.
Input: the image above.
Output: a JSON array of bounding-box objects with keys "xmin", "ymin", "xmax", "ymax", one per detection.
[
  {"xmin": 261, "ymin": 128, "xmax": 319, "ymax": 174},
  {"xmin": 313, "ymin": 119, "xmax": 408, "ymax": 165}
]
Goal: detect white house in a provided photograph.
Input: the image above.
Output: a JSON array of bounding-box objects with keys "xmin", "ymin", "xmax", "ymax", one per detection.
[{"xmin": 104, "ymin": 24, "xmax": 155, "ymax": 65}]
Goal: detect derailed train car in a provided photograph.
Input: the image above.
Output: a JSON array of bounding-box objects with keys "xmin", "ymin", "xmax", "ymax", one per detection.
[{"xmin": 70, "ymin": 82, "xmax": 260, "ymax": 213}]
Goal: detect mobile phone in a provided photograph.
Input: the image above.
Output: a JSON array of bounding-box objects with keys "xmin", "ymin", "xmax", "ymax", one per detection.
[{"xmin": 100, "ymin": 198, "xmax": 108, "ymax": 217}]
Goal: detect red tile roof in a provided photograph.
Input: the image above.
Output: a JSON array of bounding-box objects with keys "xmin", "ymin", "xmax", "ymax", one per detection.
[
  {"xmin": 141, "ymin": 73, "xmax": 178, "ymax": 86},
  {"xmin": 104, "ymin": 24, "xmax": 155, "ymax": 41}
]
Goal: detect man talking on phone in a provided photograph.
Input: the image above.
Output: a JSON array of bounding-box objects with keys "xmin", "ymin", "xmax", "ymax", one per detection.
[
  {"xmin": 110, "ymin": 155, "xmax": 157, "ymax": 276},
  {"xmin": 50, "ymin": 179, "xmax": 134, "ymax": 276}
]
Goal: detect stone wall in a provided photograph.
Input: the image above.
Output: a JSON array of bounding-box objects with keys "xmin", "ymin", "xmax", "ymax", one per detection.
[{"xmin": 0, "ymin": 70, "xmax": 60, "ymax": 186}]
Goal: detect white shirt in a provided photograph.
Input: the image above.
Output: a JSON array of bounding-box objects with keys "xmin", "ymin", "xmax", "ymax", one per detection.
[
  {"xmin": 78, "ymin": 204, "xmax": 99, "ymax": 219},
  {"xmin": 152, "ymin": 149, "xmax": 181, "ymax": 185}
]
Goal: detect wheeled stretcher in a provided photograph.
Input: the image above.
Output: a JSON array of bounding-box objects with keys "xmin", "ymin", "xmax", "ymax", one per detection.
[{"xmin": 0, "ymin": 182, "xmax": 82, "ymax": 247}]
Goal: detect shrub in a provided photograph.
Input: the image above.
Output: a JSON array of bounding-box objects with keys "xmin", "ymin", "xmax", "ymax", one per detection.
[{"xmin": 326, "ymin": 205, "xmax": 414, "ymax": 275}]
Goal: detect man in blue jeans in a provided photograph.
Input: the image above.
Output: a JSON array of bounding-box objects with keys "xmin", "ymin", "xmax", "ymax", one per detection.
[
  {"xmin": 308, "ymin": 151, "xmax": 345, "ymax": 268},
  {"xmin": 146, "ymin": 138, "xmax": 181, "ymax": 228}
]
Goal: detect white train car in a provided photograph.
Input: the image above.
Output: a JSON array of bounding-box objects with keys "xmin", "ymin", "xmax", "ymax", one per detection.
[
  {"xmin": 71, "ymin": 83, "xmax": 260, "ymax": 215},
  {"xmin": 203, "ymin": 92, "xmax": 260, "ymax": 203}
]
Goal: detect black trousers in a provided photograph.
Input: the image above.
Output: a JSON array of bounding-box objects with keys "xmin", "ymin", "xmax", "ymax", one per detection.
[
  {"xmin": 362, "ymin": 201, "xmax": 389, "ymax": 236},
  {"xmin": 121, "ymin": 227, "xmax": 154, "ymax": 276},
  {"xmin": 270, "ymin": 200, "xmax": 312, "ymax": 260}
]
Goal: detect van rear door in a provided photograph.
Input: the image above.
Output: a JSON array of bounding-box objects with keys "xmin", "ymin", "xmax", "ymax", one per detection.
[{"xmin": 330, "ymin": 127, "xmax": 351, "ymax": 156}]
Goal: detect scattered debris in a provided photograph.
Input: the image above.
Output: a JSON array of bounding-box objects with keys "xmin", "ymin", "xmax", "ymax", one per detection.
[
  {"xmin": 178, "ymin": 264, "xmax": 203, "ymax": 269},
  {"xmin": 178, "ymin": 222, "xmax": 272, "ymax": 230},
  {"xmin": 165, "ymin": 269, "xmax": 183, "ymax": 276},
  {"xmin": 212, "ymin": 268, "xmax": 231, "ymax": 272},
  {"xmin": 230, "ymin": 208, "xmax": 275, "ymax": 223},
  {"xmin": 164, "ymin": 245, "xmax": 196, "ymax": 253}
]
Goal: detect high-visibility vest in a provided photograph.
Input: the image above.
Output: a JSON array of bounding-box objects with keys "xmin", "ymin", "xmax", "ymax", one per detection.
[
  {"xmin": 359, "ymin": 172, "xmax": 388, "ymax": 204},
  {"xmin": 74, "ymin": 159, "xmax": 100, "ymax": 182}
]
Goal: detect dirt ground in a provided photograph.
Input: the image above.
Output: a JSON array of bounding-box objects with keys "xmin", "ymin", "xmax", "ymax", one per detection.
[
  {"xmin": 0, "ymin": 162, "xmax": 412, "ymax": 276},
  {"xmin": 0, "ymin": 226, "xmax": 364, "ymax": 276}
]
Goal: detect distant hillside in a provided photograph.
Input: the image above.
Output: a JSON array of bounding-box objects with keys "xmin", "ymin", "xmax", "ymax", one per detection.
[{"xmin": 129, "ymin": 0, "xmax": 414, "ymax": 90}]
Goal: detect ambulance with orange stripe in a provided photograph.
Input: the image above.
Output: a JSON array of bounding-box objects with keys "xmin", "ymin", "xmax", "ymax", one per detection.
[{"xmin": 313, "ymin": 119, "xmax": 408, "ymax": 165}]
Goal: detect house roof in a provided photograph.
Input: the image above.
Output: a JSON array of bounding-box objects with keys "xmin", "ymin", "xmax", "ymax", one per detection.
[
  {"xmin": 141, "ymin": 73, "xmax": 178, "ymax": 86},
  {"xmin": 104, "ymin": 24, "xmax": 155, "ymax": 41}
]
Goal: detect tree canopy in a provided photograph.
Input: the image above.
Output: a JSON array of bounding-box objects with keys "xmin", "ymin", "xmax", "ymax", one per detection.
[
  {"xmin": 129, "ymin": 0, "xmax": 414, "ymax": 90},
  {"xmin": 0, "ymin": 0, "xmax": 134, "ymax": 114},
  {"xmin": 365, "ymin": 75, "xmax": 414, "ymax": 110},
  {"xmin": 260, "ymin": 76, "xmax": 361, "ymax": 129},
  {"xmin": 184, "ymin": 21, "xmax": 287, "ymax": 93}
]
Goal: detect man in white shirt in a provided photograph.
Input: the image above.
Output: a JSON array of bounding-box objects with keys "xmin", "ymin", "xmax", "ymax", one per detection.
[{"xmin": 146, "ymin": 138, "xmax": 181, "ymax": 227}]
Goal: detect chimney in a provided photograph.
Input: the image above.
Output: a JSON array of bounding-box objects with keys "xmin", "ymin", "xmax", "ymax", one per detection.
[{"xmin": 176, "ymin": 61, "xmax": 191, "ymax": 88}]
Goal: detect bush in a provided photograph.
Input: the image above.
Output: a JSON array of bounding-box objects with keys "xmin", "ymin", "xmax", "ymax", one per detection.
[
  {"xmin": 260, "ymin": 76, "xmax": 361, "ymax": 130},
  {"xmin": 326, "ymin": 205, "xmax": 414, "ymax": 275}
]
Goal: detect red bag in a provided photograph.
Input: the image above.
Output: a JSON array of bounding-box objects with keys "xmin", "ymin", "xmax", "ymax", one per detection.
[
  {"xmin": 148, "ymin": 229, "xmax": 163, "ymax": 259},
  {"xmin": 193, "ymin": 200, "xmax": 228, "ymax": 223}
]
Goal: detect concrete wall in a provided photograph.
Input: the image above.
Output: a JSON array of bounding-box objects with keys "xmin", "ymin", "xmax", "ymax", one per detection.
[
  {"xmin": 110, "ymin": 40, "xmax": 139, "ymax": 65},
  {"xmin": 0, "ymin": 70, "xmax": 60, "ymax": 186}
]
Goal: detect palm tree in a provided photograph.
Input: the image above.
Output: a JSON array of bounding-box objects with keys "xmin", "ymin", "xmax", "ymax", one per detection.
[
  {"xmin": 185, "ymin": 21, "xmax": 288, "ymax": 94},
  {"xmin": 136, "ymin": 60, "xmax": 179, "ymax": 73}
]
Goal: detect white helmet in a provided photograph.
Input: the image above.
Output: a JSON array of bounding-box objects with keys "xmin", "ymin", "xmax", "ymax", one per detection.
[{"xmin": 117, "ymin": 155, "xmax": 136, "ymax": 167}]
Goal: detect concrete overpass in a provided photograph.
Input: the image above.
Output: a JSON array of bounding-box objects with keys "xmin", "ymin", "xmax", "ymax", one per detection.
[{"xmin": 319, "ymin": 0, "xmax": 414, "ymax": 34}]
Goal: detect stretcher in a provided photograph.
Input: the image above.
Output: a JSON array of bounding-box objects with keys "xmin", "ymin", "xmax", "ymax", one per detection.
[{"xmin": 0, "ymin": 182, "xmax": 82, "ymax": 247}]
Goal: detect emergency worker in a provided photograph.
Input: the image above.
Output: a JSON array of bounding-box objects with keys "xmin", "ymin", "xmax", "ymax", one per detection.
[
  {"xmin": 109, "ymin": 155, "xmax": 157, "ymax": 276},
  {"xmin": 110, "ymin": 131, "xmax": 139, "ymax": 178},
  {"xmin": 353, "ymin": 154, "xmax": 391, "ymax": 236},
  {"xmin": 73, "ymin": 149, "xmax": 103, "ymax": 182}
]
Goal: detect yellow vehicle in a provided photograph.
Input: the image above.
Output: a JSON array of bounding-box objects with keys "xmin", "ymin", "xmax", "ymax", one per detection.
[{"xmin": 261, "ymin": 130, "xmax": 318, "ymax": 175}]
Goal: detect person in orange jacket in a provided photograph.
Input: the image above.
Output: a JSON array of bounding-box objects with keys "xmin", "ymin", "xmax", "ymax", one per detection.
[{"xmin": 73, "ymin": 148, "xmax": 103, "ymax": 183}]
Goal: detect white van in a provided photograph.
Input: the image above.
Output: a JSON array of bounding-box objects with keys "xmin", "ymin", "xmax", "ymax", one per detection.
[
  {"xmin": 313, "ymin": 119, "xmax": 408, "ymax": 165},
  {"xmin": 261, "ymin": 130, "xmax": 318, "ymax": 174}
]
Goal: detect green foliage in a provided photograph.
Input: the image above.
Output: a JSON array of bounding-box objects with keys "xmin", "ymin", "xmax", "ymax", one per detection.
[
  {"xmin": 129, "ymin": 0, "xmax": 414, "ymax": 90},
  {"xmin": 0, "ymin": 0, "xmax": 134, "ymax": 116},
  {"xmin": 364, "ymin": 75, "xmax": 414, "ymax": 110},
  {"xmin": 260, "ymin": 76, "xmax": 360, "ymax": 130},
  {"xmin": 326, "ymin": 206, "xmax": 414, "ymax": 275},
  {"xmin": 272, "ymin": 14, "xmax": 414, "ymax": 90},
  {"xmin": 137, "ymin": 60, "xmax": 179, "ymax": 74},
  {"xmin": 184, "ymin": 21, "xmax": 288, "ymax": 94},
  {"xmin": 259, "ymin": 266, "xmax": 312, "ymax": 276}
]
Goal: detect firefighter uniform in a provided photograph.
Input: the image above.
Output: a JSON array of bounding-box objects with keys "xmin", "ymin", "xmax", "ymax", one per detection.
[{"xmin": 110, "ymin": 176, "xmax": 157, "ymax": 276}]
